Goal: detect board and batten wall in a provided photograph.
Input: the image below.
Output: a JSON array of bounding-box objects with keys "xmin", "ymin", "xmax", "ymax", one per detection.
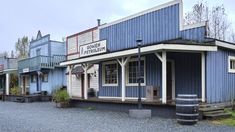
[
  {"xmin": 98, "ymin": 53, "xmax": 201, "ymax": 98},
  {"xmin": 67, "ymin": 28, "xmax": 99, "ymax": 60},
  {"xmin": 66, "ymin": 28, "xmax": 99, "ymax": 97},
  {"xmin": 99, "ymin": 3, "xmax": 206, "ymax": 52},
  {"xmin": 206, "ymin": 48, "xmax": 235, "ymax": 103}
]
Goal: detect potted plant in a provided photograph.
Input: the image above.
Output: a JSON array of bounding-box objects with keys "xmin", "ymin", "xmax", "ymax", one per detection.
[{"xmin": 52, "ymin": 89, "xmax": 70, "ymax": 108}]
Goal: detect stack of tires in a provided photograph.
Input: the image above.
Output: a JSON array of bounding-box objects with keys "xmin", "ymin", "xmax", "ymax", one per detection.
[{"xmin": 176, "ymin": 94, "xmax": 199, "ymax": 125}]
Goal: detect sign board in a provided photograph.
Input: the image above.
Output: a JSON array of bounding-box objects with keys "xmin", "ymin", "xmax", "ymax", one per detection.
[
  {"xmin": 79, "ymin": 40, "xmax": 107, "ymax": 57},
  {"xmin": 23, "ymin": 68, "xmax": 29, "ymax": 73}
]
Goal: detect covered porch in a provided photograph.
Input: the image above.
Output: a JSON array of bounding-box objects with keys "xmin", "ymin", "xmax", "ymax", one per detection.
[{"xmin": 61, "ymin": 41, "xmax": 217, "ymax": 104}]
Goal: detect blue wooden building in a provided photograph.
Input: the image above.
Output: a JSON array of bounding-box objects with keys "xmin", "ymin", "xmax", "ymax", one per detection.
[
  {"xmin": 62, "ymin": 0, "xmax": 235, "ymax": 104},
  {"xmin": 18, "ymin": 31, "xmax": 66, "ymax": 95},
  {"xmin": 0, "ymin": 53, "xmax": 18, "ymax": 95}
]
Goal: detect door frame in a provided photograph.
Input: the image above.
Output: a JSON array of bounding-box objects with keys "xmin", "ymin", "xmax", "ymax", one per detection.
[{"xmin": 167, "ymin": 60, "xmax": 175, "ymax": 100}]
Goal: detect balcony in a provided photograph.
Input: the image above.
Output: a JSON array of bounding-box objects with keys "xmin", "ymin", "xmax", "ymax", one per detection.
[
  {"xmin": 18, "ymin": 55, "xmax": 66, "ymax": 73},
  {"xmin": 0, "ymin": 59, "xmax": 18, "ymax": 73}
]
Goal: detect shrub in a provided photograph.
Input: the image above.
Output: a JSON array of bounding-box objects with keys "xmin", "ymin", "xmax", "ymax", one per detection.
[
  {"xmin": 52, "ymin": 89, "xmax": 69, "ymax": 103},
  {"xmin": 10, "ymin": 87, "xmax": 20, "ymax": 95}
]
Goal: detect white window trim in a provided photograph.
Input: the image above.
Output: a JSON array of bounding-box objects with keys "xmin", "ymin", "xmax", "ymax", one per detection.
[
  {"xmin": 102, "ymin": 61, "xmax": 119, "ymax": 86},
  {"xmin": 126, "ymin": 57, "xmax": 146, "ymax": 86},
  {"xmin": 228, "ymin": 56, "xmax": 235, "ymax": 73}
]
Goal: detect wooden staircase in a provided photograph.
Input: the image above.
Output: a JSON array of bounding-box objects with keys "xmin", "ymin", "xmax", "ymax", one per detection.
[{"xmin": 199, "ymin": 104, "xmax": 232, "ymax": 120}]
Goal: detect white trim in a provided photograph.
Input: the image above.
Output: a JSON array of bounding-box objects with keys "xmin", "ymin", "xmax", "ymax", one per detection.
[
  {"xmin": 6, "ymin": 73, "xmax": 9, "ymax": 95},
  {"xmin": 125, "ymin": 57, "xmax": 146, "ymax": 86},
  {"xmin": 201, "ymin": 52, "xmax": 206, "ymax": 102},
  {"xmin": 60, "ymin": 44, "xmax": 217, "ymax": 66},
  {"xmin": 182, "ymin": 22, "xmax": 206, "ymax": 30},
  {"xmin": 167, "ymin": 60, "xmax": 175, "ymax": 100},
  {"xmin": 102, "ymin": 61, "xmax": 119, "ymax": 86},
  {"xmin": 179, "ymin": 0, "xmax": 183, "ymax": 31},
  {"xmin": 154, "ymin": 52, "xmax": 163, "ymax": 62},
  {"xmin": 117, "ymin": 57, "xmax": 130, "ymax": 101},
  {"xmin": 162, "ymin": 51, "xmax": 167, "ymax": 104},
  {"xmin": 99, "ymin": 0, "xmax": 182, "ymax": 29},
  {"xmin": 228, "ymin": 56, "xmax": 235, "ymax": 73},
  {"xmin": 216, "ymin": 41, "xmax": 235, "ymax": 50},
  {"xmin": 98, "ymin": 96, "xmax": 121, "ymax": 99},
  {"xmin": 98, "ymin": 96, "xmax": 146, "ymax": 100}
]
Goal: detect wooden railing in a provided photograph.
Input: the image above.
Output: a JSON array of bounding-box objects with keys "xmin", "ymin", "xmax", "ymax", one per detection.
[{"xmin": 18, "ymin": 55, "xmax": 66, "ymax": 73}]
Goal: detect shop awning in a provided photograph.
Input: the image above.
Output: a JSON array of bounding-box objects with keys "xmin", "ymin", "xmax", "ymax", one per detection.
[{"xmin": 72, "ymin": 66, "xmax": 84, "ymax": 75}]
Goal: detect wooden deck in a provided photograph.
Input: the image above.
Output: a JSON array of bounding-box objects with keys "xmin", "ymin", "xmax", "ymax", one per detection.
[{"xmin": 71, "ymin": 97, "xmax": 176, "ymax": 106}]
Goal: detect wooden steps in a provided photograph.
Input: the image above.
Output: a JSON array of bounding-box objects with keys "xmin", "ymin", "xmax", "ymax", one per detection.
[
  {"xmin": 199, "ymin": 104, "xmax": 232, "ymax": 120},
  {"xmin": 14, "ymin": 97, "xmax": 25, "ymax": 103}
]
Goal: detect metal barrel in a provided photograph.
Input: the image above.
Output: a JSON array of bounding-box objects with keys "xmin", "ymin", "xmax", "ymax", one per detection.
[{"xmin": 176, "ymin": 94, "xmax": 199, "ymax": 125}]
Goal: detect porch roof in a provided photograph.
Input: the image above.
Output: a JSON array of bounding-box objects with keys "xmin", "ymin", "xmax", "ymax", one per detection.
[
  {"xmin": 60, "ymin": 43, "xmax": 217, "ymax": 66},
  {"xmin": 61, "ymin": 42, "xmax": 217, "ymax": 66}
]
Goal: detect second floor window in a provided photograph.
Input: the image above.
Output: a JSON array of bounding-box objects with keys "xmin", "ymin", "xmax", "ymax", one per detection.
[{"xmin": 36, "ymin": 49, "xmax": 41, "ymax": 56}]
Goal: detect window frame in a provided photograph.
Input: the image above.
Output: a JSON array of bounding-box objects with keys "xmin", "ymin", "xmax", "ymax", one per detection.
[
  {"xmin": 228, "ymin": 56, "xmax": 235, "ymax": 73},
  {"xmin": 102, "ymin": 61, "xmax": 119, "ymax": 86},
  {"xmin": 126, "ymin": 57, "xmax": 146, "ymax": 86},
  {"xmin": 42, "ymin": 73, "xmax": 49, "ymax": 82},
  {"xmin": 31, "ymin": 75, "xmax": 37, "ymax": 83}
]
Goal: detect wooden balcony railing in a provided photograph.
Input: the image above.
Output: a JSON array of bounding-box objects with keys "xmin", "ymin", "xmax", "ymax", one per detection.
[{"xmin": 18, "ymin": 55, "xmax": 66, "ymax": 73}]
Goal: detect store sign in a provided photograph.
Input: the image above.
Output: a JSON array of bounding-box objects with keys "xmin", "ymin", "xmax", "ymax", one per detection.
[
  {"xmin": 80, "ymin": 40, "xmax": 107, "ymax": 57},
  {"xmin": 23, "ymin": 68, "xmax": 29, "ymax": 73}
]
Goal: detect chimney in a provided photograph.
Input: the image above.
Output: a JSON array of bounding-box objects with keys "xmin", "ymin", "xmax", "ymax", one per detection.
[{"xmin": 97, "ymin": 19, "xmax": 101, "ymax": 26}]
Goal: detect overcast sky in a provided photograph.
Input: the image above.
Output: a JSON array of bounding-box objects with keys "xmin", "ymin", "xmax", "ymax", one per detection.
[{"xmin": 0, "ymin": 0, "xmax": 234, "ymax": 53}]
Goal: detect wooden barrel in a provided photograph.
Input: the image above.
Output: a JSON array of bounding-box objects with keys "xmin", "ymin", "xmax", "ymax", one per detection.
[{"xmin": 176, "ymin": 94, "xmax": 199, "ymax": 125}]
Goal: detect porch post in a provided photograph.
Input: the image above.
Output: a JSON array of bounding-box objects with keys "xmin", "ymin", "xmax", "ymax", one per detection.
[
  {"xmin": 82, "ymin": 63, "xmax": 91, "ymax": 100},
  {"xmin": 162, "ymin": 51, "xmax": 167, "ymax": 104},
  {"xmin": 117, "ymin": 57, "xmax": 130, "ymax": 102},
  {"xmin": 68, "ymin": 65, "xmax": 73, "ymax": 97},
  {"xmin": 201, "ymin": 52, "xmax": 206, "ymax": 102},
  {"xmin": 6, "ymin": 73, "xmax": 9, "ymax": 95}
]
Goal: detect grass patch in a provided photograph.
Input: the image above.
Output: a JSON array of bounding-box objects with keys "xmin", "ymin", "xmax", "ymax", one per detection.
[{"xmin": 212, "ymin": 109, "xmax": 235, "ymax": 127}]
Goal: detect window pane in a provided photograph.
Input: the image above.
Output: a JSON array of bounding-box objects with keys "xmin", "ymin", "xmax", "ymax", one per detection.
[
  {"xmin": 105, "ymin": 63, "xmax": 117, "ymax": 84},
  {"xmin": 128, "ymin": 60, "xmax": 145, "ymax": 84}
]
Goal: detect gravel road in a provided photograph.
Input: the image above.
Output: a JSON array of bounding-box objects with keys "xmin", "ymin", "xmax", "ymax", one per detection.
[{"xmin": 0, "ymin": 102, "xmax": 234, "ymax": 132}]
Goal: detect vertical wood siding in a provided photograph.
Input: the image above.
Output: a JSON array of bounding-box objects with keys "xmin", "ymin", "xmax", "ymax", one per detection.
[
  {"xmin": 99, "ymin": 53, "xmax": 201, "ymax": 98},
  {"xmin": 206, "ymin": 48, "xmax": 235, "ymax": 103},
  {"xmin": 100, "ymin": 4, "xmax": 180, "ymax": 52},
  {"xmin": 100, "ymin": 4, "xmax": 206, "ymax": 52}
]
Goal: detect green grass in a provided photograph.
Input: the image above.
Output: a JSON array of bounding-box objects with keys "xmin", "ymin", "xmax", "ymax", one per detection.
[{"xmin": 213, "ymin": 109, "xmax": 235, "ymax": 126}]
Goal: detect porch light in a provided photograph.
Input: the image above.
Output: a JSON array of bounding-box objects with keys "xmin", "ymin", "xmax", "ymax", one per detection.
[{"xmin": 136, "ymin": 38, "xmax": 142, "ymax": 109}]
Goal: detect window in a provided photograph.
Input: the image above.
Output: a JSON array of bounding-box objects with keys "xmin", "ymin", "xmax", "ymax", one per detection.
[
  {"xmin": 31, "ymin": 75, "xmax": 37, "ymax": 83},
  {"xmin": 127, "ymin": 58, "xmax": 145, "ymax": 86},
  {"xmin": 102, "ymin": 62, "xmax": 118, "ymax": 86},
  {"xmin": 36, "ymin": 48, "xmax": 41, "ymax": 56},
  {"xmin": 42, "ymin": 73, "xmax": 48, "ymax": 82},
  {"xmin": 228, "ymin": 56, "xmax": 235, "ymax": 73}
]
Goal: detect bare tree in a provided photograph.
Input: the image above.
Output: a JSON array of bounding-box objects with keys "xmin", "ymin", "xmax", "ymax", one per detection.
[
  {"xmin": 185, "ymin": 1, "xmax": 232, "ymax": 41},
  {"xmin": 184, "ymin": 0, "xmax": 209, "ymax": 25},
  {"xmin": 15, "ymin": 36, "xmax": 29, "ymax": 59}
]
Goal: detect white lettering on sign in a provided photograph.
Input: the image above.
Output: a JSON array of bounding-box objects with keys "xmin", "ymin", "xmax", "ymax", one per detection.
[
  {"xmin": 80, "ymin": 40, "xmax": 107, "ymax": 57},
  {"xmin": 23, "ymin": 68, "xmax": 29, "ymax": 73}
]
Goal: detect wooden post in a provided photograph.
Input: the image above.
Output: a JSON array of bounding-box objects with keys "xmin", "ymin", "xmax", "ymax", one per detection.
[
  {"xmin": 162, "ymin": 51, "xmax": 167, "ymax": 104},
  {"xmin": 6, "ymin": 73, "xmax": 9, "ymax": 95},
  {"xmin": 117, "ymin": 57, "xmax": 130, "ymax": 102},
  {"xmin": 68, "ymin": 65, "xmax": 73, "ymax": 97},
  {"xmin": 201, "ymin": 52, "xmax": 206, "ymax": 102},
  {"xmin": 82, "ymin": 63, "xmax": 91, "ymax": 100}
]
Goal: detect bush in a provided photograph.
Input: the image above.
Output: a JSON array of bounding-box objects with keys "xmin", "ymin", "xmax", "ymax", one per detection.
[
  {"xmin": 52, "ymin": 89, "xmax": 69, "ymax": 103},
  {"xmin": 10, "ymin": 87, "xmax": 20, "ymax": 95}
]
